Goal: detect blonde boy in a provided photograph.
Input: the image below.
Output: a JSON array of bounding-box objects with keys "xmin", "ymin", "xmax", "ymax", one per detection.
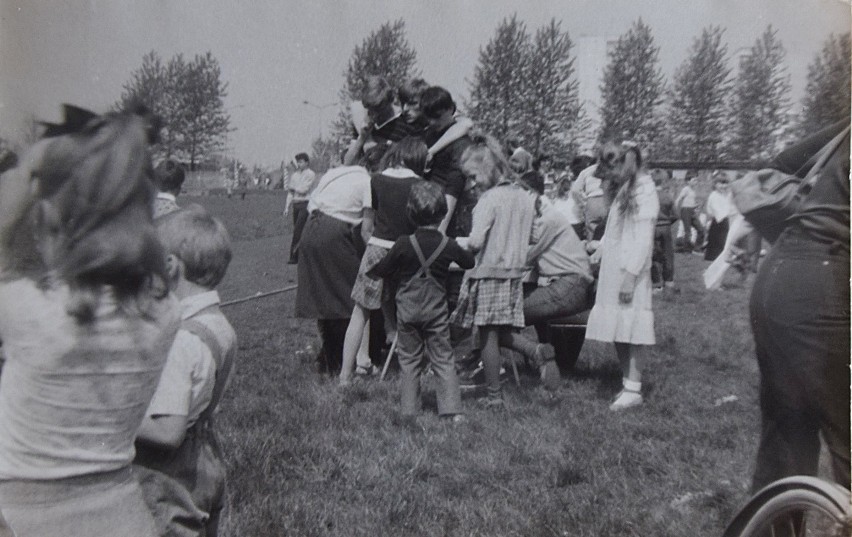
[{"xmin": 134, "ymin": 205, "xmax": 236, "ymax": 537}]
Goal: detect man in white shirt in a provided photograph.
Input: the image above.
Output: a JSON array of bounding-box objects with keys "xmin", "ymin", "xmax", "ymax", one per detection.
[{"xmin": 284, "ymin": 152, "xmax": 316, "ymax": 264}]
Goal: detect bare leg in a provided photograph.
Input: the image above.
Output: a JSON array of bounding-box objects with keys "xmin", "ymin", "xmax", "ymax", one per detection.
[
  {"xmin": 480, "ymin": 326, "xmax": 503, "ymax": 402},
  {"xmin": 611, "ymin": 342, "xmax": 643, "ymax": 410},
  {"xmin": 339, "ymin": 305, "xmax": 369, "ymax": 385}
]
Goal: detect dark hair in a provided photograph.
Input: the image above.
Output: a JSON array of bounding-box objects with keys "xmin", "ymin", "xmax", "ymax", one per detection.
[
  {"xmin": 569, "ymin": 155, "xmax": 595, "ymax": 178},
  {"xmin": 379, "ymin": 137, "xmax": 428, "ymax": 177},
  {"xmin": 534, "ymin": 154, "xmax": 552, "ymax": 170},
  {"xmin": 155, "ymin": 159, "xmax": 186, "ymax": 194},
  {"xmin": 398, "ymin": 78, "xmax": 429, "ymax": 105},
  {"xmin": 420, "ymin": 86, "xmax": 456, "ymax": 120},
  {"xmin": 23, "ymin": 107, "xmax": 167, "ymax": 321},
  {"xmin": 519, "ymin": 170, "xmax": 545, "ymax": 195},
  {"xmin": 295, "ymin": 152, "xmax": 310, "ymax": 163},
  {"xmin": 407, "ymin": 180, "xmax": 447, "ymax": 227}
]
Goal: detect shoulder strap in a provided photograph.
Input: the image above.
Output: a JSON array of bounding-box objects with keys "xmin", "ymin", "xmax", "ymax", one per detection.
[
  {"xmin": 182, "ymin": 309, "xmax": 235, "ymax": 421},
  {"xmin": 409, "ymin": 234, "xmax": 449, "ymax": 277}
]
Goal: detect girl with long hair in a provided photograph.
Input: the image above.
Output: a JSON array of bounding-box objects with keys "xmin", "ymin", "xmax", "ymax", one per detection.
[{"xmin": 0, "ymin": 106, "xmax": 180, "ymax": 537}]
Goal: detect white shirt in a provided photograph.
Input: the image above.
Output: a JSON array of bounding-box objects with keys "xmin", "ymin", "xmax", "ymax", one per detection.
[
  {"xmin": 308, "ymin": 166, "xmax": 372, "ymax": 225},
  {"xmin": 705, "ymin": 189, "xmax": 734, "ymax": 222}
]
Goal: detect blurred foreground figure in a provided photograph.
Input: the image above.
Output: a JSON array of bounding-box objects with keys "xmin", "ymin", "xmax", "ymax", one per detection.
[
  {"xmin": 0, "ymin": 106, "xmax": 180, "ymax": 537},
  {"xmin": 748, "ymin": 121, "xmax": 850, "ymax": 492}
]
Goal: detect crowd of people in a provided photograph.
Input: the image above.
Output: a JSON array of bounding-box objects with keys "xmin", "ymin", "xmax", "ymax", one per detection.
[{"xmin": 0, "ymin": 75, "xmax": 846, "ymax": 536}]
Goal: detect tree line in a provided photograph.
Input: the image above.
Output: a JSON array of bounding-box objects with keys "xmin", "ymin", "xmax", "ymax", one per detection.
[
  {"xmin": 108, "ymin": 16, "xmax": 850, "ymax": 172},
  {"xmin": 330, "ymin": 17, "xmax": 850, "ymax": 167}
]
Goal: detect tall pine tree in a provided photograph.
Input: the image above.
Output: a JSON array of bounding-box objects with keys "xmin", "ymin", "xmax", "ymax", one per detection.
[
  {"xmin": 668, "ymin": 26, "xmax": 732, "ymax": 162},
  {"xmin": 598, "ymin": 19, "xmax": 665, "ymax": 155},
  {"xmin": 799, "ymin": 32, "xmax": 851, "ymax": 135},
  {"xmin": 521, "ymin": 19, "xmax": 585, "ymax": 157},
  {"xmin": 331, "ymin": 19, "xmax": 420, "ymax": 145},
  {"xmin": 727, "ymin": 26, "xmax": 791, "ymax": 161},
  {"xmin": 466, "ymin": 14, "xmax": 530, "ymax": 145}
]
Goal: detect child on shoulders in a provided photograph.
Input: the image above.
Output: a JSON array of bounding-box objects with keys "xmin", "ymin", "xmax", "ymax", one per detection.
[
  {"xmin": 134, "ymin": 205, "xmax": 237, "ymax": 537},
  {"xmin": 369, "ymin": 181, "xmax": 474, "ymax": 420}
]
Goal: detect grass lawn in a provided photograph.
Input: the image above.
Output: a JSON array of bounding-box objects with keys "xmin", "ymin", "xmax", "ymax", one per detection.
[{"xmin": 188, "ymin": 191, "xmax": 770, "ymax": 537}]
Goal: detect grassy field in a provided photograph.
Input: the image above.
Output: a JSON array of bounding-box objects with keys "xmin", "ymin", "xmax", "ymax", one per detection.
[{"xmin": 188, "ymin": 191, "xmax": 768, "ymax": 537}]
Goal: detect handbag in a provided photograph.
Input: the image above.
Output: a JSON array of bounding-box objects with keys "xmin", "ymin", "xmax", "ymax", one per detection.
[{"xmin": 730, "ymin": 126, "xmax": 850, "ymax": 244}]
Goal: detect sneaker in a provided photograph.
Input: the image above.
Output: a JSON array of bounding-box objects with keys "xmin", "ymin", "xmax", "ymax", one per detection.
[
  {"xmin": 355, "ymin": 364, "xmax": 379, "ymax": 377},
  {"xmin": 532, "ymin": 343, "xmax": 556, "ymax": 369},
  {"xmin": 609, "ymin": 389, "xmax": 643, "ymax": 411}
]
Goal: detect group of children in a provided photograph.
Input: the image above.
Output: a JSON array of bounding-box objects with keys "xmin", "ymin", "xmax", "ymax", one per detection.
[
  {"xmin": 0, "ymin": 106, "xmax": 237, "ymax": 537},
  {"xmin": 303, "ymin": 76, "xmax": 662, "ymax": 417}
]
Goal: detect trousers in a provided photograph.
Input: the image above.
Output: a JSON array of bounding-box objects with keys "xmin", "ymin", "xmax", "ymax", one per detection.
[{"xmin": 749, "ymin": 227, "xmax": 850, "ymax": 491}]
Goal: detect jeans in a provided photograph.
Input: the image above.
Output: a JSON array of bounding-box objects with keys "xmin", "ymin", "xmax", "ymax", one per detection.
[
  {"xmin": 397, "ymin": 311, "xmax": 462, "ymax": 416},
  {"xmin": 524, "ymin": 273, "xmax": 592, "ymax": 342},
  {"xmin": 749, "ymin": 227, "xmax": 850, "ymax": 491}
]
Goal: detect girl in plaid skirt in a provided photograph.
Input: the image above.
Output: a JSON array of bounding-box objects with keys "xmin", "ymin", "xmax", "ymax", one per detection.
[{"xmin": 450, "ymin": 133, "xmax": 536, "ymax": 407}]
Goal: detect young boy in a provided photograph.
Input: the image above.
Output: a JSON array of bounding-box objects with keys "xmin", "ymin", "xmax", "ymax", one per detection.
[
  {"xmin": 368, "ymin": 181, "xmax": 475, "ymax": 420},
  {"xmin": 153, "ymin": 159, "xmax": 186, "ymax": 219},
  {"xmin": 134, "ymin": 205, "xmax": 236, "ymax": 537}
]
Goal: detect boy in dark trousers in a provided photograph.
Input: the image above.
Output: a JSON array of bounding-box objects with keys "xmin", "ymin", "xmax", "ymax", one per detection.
[
  {"xmin": 369, "ymin": 182, "xmax": 475, "ymax": 420},
  {"xmin": 134, "ymin": 205, "xmax": 237, "ymax": 537}
]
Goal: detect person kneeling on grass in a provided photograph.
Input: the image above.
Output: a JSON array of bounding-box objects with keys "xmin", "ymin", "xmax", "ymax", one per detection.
[
  {"xmin": 134, "ymin": 205, "xmax": 237, "ymax": 537},
  {"xmin": 368, "ymin": 181, "xmax": 474, "ymax": 421}
]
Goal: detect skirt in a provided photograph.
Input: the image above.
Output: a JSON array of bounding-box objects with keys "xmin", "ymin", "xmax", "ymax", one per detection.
[
  {"xmin": 295, "ymin": 211, "xmax": 365, "ymax": 319},
  {"xmin": 450, "ymin": 277, "xmax": 525, "ymax": 329},
  {"xmin": 350, "ymin": 243, "xmax": 391, "ymax": 310}
]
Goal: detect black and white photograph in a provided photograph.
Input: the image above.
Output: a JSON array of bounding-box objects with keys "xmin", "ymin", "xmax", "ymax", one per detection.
[{"xmin": 0, "ymin": 1, "xmax": 849, "ymax": 535}]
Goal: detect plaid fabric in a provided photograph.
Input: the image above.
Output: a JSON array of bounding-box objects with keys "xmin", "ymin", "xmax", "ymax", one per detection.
[
  {"xmin": 450, "ymin": 277, "xmax": 525, "ymax": 328},
  {"xmin": 350, "ymin": 243, "xmax": 391, "ymax": 310}
]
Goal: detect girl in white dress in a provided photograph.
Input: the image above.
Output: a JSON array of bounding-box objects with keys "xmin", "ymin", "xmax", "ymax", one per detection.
[{"xmin": 584, "ymin": 143, "xmax": 659, "ymax": 410}]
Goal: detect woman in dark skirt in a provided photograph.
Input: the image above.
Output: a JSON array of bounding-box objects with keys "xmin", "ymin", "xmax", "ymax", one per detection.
[{"xmin": 295, "ymin": 164, "xmax": 373, "ymax": 373}]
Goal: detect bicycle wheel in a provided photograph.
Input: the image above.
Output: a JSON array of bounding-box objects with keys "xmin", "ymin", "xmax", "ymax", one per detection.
[{"xmin": 738, "ymin": 487, "xmax": 851, "ymax": 537}]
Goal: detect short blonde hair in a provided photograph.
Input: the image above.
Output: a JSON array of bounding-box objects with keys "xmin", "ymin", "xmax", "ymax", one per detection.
[
  {"xmin": 157, "ymin": 205, "xmax": 232, "ymax": 289},
  {"xmin": 460, "ymin": 130, "xmax": 517, "ymax": 190}
]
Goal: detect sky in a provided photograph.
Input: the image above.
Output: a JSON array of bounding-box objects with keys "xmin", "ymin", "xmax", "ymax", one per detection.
[{"xmin": 1, "ymin": 0, "xmax": 849, "ymax": 168}]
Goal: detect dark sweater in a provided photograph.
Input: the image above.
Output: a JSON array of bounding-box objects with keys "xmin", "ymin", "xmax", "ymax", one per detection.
[{"xmin": 368, "ymin": 228, "xmax": 475, "ymax": 288}]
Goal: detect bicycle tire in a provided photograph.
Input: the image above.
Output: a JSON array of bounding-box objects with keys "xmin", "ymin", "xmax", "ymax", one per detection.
[{"xmin": 737, "ymin": 487, "xmax": 850, "ymax": 537}]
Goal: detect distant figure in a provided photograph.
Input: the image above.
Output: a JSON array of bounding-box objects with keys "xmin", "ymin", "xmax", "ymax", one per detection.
[
  {"xmin": 651, "ymin": 169, "xmax": 677, "ymax": 290},
  {"xmin": 674, "ymin": 174, "xmax": 705, "ymax": 253},
  {"xmin": 153, "ymin": 159, "xmax": 186, "ymax": 219},
  {"xmin": 703, "ymin": 174, "xmax": 734, "ymax": 261},
  {"xmin": 284, "ymin": 152, "xmax": 316, "ymax": 264}
]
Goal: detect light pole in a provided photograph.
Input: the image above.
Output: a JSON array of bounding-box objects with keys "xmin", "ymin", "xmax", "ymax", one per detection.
[{"xmin": 302, "ymin": 100, "xmax": 337, "ymax": 138}]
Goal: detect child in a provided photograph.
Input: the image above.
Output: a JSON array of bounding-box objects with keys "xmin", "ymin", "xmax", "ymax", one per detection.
[
  {"xmin": 584, "ymin": 143, "xmax": 659, "ymax": 410},
  {"xmin": 134, "ymin": 205, "xmax": 236, "ymax": 537},
  {"xmin": 339, "ymin": 137, "xmax": 429, "ymax": 386},
  {"xmin": 369, "ymin": 181, "xmax": 474, "ymax": 419},
  {"xmin": 0, "ymin": 106, "xmax": 180, "ymax": 537},
  {"xmin": 674, "ymin": 173, "xmax": 705, "ymax": 252},
  {"xmin": 450, "ymin": 132, "xmax": 537, "ymax": 408},
  {"xmin": 153, "ymin": 159, "xmax": 186, "ymax": 218}
]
